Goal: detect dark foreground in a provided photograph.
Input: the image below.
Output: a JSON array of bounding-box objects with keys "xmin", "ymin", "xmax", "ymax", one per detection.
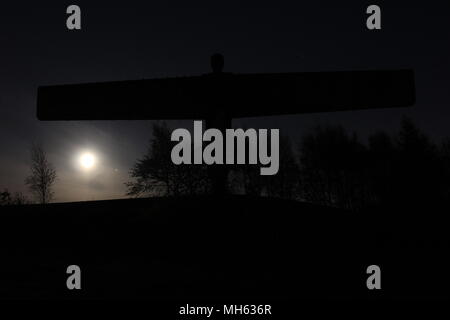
[{"xmin": 0, "ymin": 195, "xmax": 449, "ymax": 300}]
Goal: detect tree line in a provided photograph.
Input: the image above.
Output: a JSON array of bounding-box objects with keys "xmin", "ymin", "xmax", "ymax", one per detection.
[{"xmin": 126, "ymin": 118, "xmax": 450, "ymax": 211}]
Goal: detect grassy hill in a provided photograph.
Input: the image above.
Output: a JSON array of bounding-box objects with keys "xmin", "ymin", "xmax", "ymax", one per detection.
[{"xmin": 0, "ymin": 195, "xmax": 448, "ymax": 300}]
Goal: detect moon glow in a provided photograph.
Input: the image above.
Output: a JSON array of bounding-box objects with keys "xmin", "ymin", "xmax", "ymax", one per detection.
[{"xmin": 79, "ymin": 152, "xmax": 96, "ymax": 170}]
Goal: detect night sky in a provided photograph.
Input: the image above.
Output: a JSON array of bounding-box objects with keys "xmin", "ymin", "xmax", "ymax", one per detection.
[{"xmin": 1, "ymin": 1, "xmax": 449, "ymax": 202}]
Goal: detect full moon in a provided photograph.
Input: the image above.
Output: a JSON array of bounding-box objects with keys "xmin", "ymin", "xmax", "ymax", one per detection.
[{"xmin": 79, "ymin": 152, "xmax": 96, "ymax": 169}]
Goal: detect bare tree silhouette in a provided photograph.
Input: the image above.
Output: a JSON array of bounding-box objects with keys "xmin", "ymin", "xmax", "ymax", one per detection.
[
  {"xmin": 126, "ymin": 122, "xmax": 210, "ymax": 197},
  {"xmin": 298, "ymin": 125, "xmax": 369, "ymax": 210},
  {"xmin": 0, "ymin": 189, "xmax": 12, "ymax": 205},
  {"xmin": 391, "ymin": 116, "xmax": 445, "ymax": 207},
  {"xmin": 265, "ymin": 134, "xmax": 300, "ymax": 199},
  {"xmin": 25, "ymin": 144, "xmax": 57, "ymax": 204}
]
